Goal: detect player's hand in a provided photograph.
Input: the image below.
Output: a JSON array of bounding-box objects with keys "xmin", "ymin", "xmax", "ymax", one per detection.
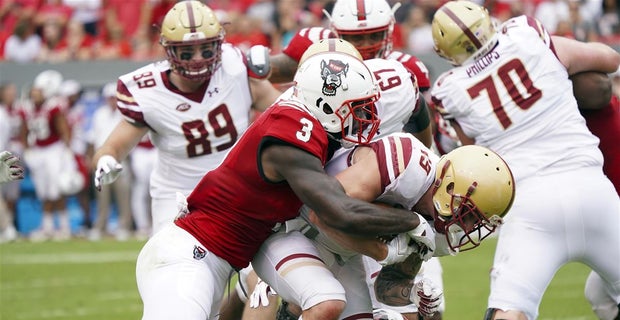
[
  {"xmin": 410, "ymin": 277, "xmax": 443, "ymax": 317},
  {"xmin": 246, "ymin": 45, "xmax": 271, "ymax": 79},
  {"xmin": 377, "ymin": 232, "xmax": 416, "ymax": 266},
  {"xmin": 0, "ymin": 151, "xmax": 24, "ymax": 184},
  {"xmin": 407, "ymin": 213, "xmax": 436, "ymax": 261},
  {"xmin": 174, "ymin": 192, "xmax": 189, "ymax": 220},
  {"xmin": 94, "ymin": 155, "xmax": 122, "ymax": 191},
  {"xmin": 373, "ymin": 308, "xmax": 406, "ymax": 320},
  {"xmin": 249, "ymin": 278, "xmax": 277, "ymax": 308}
]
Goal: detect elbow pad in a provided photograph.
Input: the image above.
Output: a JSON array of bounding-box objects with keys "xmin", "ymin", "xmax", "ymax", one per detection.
[{"xmin": 246, "ymin": 45, "xmax": 271, "ymax": 79}]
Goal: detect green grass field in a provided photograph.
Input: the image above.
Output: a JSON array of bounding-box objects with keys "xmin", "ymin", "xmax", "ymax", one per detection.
[{"xmin": 0, "ymin": 238, "xmax": 596, "ymax": 320}]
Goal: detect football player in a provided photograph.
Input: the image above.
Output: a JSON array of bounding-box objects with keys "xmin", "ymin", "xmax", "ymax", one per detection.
[
  {"xmin": 135, "ymin": 49, "xmax": 434, "ymax": 320},
  {"xmin": 251, "ymin": 134, "xmax": 515, "ymax": 320},
  {"xmin": 20, "ymin": 70, "xmax": 76, "ymax": 241},
  {"xmin": 572, "ymin": 71, "xmax": 620, "ymax": 320},
  {"xmin": 429, "ymin": 2, "xmax": 620, "ymax": 319},
  {"xmin": 92, "ymin": 1, "xmax": 282, "ymax": 235}
]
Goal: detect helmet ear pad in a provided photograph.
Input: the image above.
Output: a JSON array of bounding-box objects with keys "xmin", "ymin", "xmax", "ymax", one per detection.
[
  {"xmin": 159, "ymin": 0, "xmax": 225, "ymax": 80},
  {"xmin": 293, "ymin": 52, "xmax": 381, "ymax": 148}
]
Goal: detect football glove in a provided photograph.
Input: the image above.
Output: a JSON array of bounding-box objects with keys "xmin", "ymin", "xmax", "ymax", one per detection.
[
  {"xmin": 249, "ymin": 278, "xmax": 277, "ymax": 308},
  {"xmin": 0, "ymin": 151, "xmax": 24, "ymax": 184},
  {"xmin": 410, "ymin": 277, "xmax": 443, "ymax": 318},
  {"xmin": 94, "ymin": 155, "xmax": 122, "ymax": 191},
  {"xmin": 407, "ymin": 213, "xmax": 436, "ymax": 261},
  {"xmin": 377, "ymin": 232, "xmax": 416, "ymax": 266}
]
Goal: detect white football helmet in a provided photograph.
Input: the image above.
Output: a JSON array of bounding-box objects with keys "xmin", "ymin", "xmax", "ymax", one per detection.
[
  {"xmin": 293, "ymin": 52, "xmax": 380, "ymax": 148},
  {"xmin": 431, "ymin": 1, "xmax": 498, "ymax": 66},
  {"xmin": 432, "ymin": 145, "xmax": 515, "ymax": 252},
  {"xmin": 325, "ymin": 0, "xmax": 400, "ymax": 60},
  {"xmin": 160, "ymin": 0, "xmax": 224, "ymax": 80},
  {"xmin": 33, "ymin": 70, "xmax": 63, "ymax": 99}
]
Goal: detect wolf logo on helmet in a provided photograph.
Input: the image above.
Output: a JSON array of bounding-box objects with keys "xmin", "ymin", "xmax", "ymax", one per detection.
[{"xmin": 320, "ymin": 59, "xmax": 349, "ymax": 96}]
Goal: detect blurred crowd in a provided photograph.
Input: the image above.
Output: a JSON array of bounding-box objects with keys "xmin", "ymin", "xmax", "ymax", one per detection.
[
  {"xmin": 1, "ymin": 0, "xmax": 619, "ymax": 243},
  {"xmin": 1, "ymin": 0, "xmax": 619, "ymax": 64}
]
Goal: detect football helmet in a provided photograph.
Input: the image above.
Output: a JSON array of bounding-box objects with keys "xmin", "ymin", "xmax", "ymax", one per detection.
[
  {"xmin": 33, "ymin": 70, "xmax": 63, "ymax": 99},
  {"xmin": 432, "ymin": 145, "xmax": 515, "ymax": 252},
  {"xmin": 160, "ymin": 0, "xmax": 224, "ymax": 80},
  {"xmin": 325, "ymin": 0, "xmax": 399, "ymax": 60},
  {"xmin": 293, "ymin": 52, "xmax": 380, "ymax": 148},
  {"xmin": 299, "ymin": 38, "xmax": 363, "ymax": 65},
  {"xmin": 431, "ymin": 1, "xmax": 498, "ymax": 66}
]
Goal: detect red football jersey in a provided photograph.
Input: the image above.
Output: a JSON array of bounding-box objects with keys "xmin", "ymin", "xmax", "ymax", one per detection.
[
  {"xmin": 175, "ymin": 102, "xmax": 330, "ymax": 269},
  {"xmin": 582, "ymin": 95, "xmax": 620, "ymax": 195},
  {"xmin": 282, "ymin": 27, "xmax": 431, "ymax": 91}
]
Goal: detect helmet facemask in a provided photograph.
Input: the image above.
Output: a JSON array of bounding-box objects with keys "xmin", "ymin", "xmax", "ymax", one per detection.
[
  {"xmin": 336, "ymin": 27, "xmax": 392, "ymax": 60},
  {"xmin": 337, "ymin": 95, "xmax": 381, "ymax": 148},
  {"xmin": 162, "ymin": 34, "xmax": 223, "ymax": 81},
  {"xmin": 433, "ymin": 159, "xmax": 504, "ymax": 252}
]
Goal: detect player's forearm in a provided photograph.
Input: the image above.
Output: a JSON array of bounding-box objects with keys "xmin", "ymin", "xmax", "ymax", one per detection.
[
  {"xmin": 375, "ymin": 254, "xmax": 423, "ymax": 306},
  {"xmin": 268, "ymin": 54, "xmax": 299, "ymax": 84}
]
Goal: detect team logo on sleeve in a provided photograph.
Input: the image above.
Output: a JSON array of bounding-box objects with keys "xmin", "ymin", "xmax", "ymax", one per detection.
[{"xmin": 320, "ymin": 59, "xmax": 349, "ymax": 96}]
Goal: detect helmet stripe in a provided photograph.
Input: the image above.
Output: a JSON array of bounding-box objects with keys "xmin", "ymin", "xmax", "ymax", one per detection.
[
  {"xmin": 328, "ymin": 39, "xmax": 336, "ymax": 51},
  {"xmin": 356, "ymin": 0, "xmax": 367, "ymax": 21},
  {"xmin": 185, "ymin": 1, "xmax": 197, "ymax": 33},
  {"xmin": 440, "ymin": 6, "xmax": 483, "ymax": 49}
]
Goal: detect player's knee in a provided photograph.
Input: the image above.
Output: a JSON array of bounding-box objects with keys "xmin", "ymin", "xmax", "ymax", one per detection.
[{"xmin": 302, "ymin": 299, "xmax": 345, "ymax": 319}]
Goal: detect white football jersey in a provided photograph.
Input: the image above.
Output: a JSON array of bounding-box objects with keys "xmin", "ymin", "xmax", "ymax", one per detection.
[
  {"xmin": 431, "ymin": 16, "xmax": 602, "ymax": 182},
  {"xmin": 308, "ymin": 133, "xmax": 438, "ymax": 258},
  {"xmin": 116, "ymin": 44, "xmax": 254, "ymax": 198}
]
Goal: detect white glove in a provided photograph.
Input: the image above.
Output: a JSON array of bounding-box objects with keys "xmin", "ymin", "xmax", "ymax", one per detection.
[
  {"xmin": 249, "ymin": 278, "xmax": 277, "ymax": 308},
  {"xmin": 407, "ymin": 213, "xmax": 436, "ymax": 261},
  {"xmin": 377, "ymin": 233, "xmax": 416, "ymax": 266},
  {"xmin": 373, "ymin": 308, "xmax": 406, "ymax": 320},
  {"xmin": 0, "ymin": 151, "xmax": 24, "ymax": 184},
  {"xmin": 175, "ymin": 192, "xmax": 189, "ymax": 220},
  {"xmin": 94, "ymin": 155, "xmax": 123, "ymax": 191},
  {"xmin": 246, "ymin": 45, "xmax": 271, "ymax": 78},
  {"xmin": 410, "ymin": 277, "xmax": 443, "ymax": 318}
]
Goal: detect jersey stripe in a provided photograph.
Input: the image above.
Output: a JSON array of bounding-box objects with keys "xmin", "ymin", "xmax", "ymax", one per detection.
[{"xmin": 373, "ymin": 135, "xmax": 414, "ymax": 192}]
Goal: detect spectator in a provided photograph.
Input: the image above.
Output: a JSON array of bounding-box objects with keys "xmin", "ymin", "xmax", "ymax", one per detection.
[
  {"xmin": 3, "ymin": 18, "xmax": 42, "ymax": 63},
  {"xmin": 34, "ymin": 0, "xmax": 73, "ymax": 30},
  {"xmin": 224, "ymin": 12, "xmax": 271, "ymax": 52},
  {"xmin": 93, "ymin": 20, "xmax": 132, "ymax": 60},
  {"xmin": 36, "ymin": 18, "xmax": 67, "ymax": 62},
  {"xmin": 597, "ymin": 0, "xmax": 620, "ymax": 40},
  {"xmin": 568, "ymin": 0, "xmax": 599, "ymax": 41},
  {"xmin": 86, "ymin": 83, "xmax": 132, "ymax": 241},
  {"xmin": 63, "ymin": 0, "xmax": 101, "ymax": 36},
  {"xmin": 535, "ymin": 0, "xmax": 570, "ymax": 34},
  {"xmin": 403, "ymin": 5, "xmax": 435, "ymax": 55},
  {"xmin": 62, "ymin": 18, "xmax": 95, "ymax": 60}
]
